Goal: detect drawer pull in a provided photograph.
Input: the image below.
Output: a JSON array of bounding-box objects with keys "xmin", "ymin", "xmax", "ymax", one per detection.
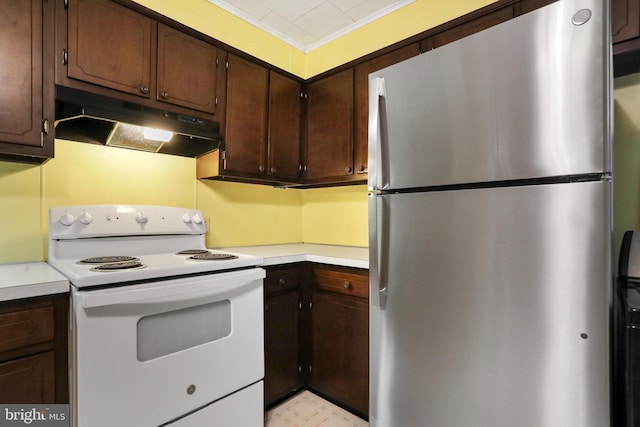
[
  {"xmin": 343, "ymin": 281, "xmax": 351, "ymax": 290},
  {"xmin": 279, "ymin": 278, "xmax": 286, "ymax": 286}
]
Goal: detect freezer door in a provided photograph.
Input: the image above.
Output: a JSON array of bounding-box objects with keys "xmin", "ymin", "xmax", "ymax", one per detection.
[
  {"xmin": 369, "ymin": 181, "xmax": 611, "ymax": 427},
  {"xmin": 368, "ymin": 0, "xmax": 611, "ymax": 191}
]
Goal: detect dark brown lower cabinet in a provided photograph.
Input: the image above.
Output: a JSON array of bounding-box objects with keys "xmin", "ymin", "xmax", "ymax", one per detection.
[
  {"xmin": 0, "ymin": 294, "xmax": 69, "ymax": 404},
  {"xmin": 0, "ymin": 352, "xmax": 55, "ymax": 403},
  {"xmin": 264, "ymin": 263, "xmax": 369, "ymax": 417},
  {"xmin": 264, "ymin": 266, "xmax": 304, "ymax": 405},
  {"xmin": 309, "ymin": 291, "xmax": 369, "ymax": 415},
  {"xmin": 308, "ymin": 264, "xmax": 369, "ymax": 416}
]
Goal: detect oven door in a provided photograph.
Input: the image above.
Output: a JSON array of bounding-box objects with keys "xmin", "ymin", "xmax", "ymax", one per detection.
[{"xmin": 70, "ymin": 268, "xmax": 265, "ymax": 427}]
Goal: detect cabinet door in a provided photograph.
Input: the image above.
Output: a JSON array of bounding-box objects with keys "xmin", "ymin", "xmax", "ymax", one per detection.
[
  {"xmin": 304, "ymin": 69, "xmax": 354, "ymax": 181},
  {"xmin": 354, "ymin": 44, "xmax": 420, "ymax": 176},
  {"xmin": 0, "ymin": 352, "xmax": 55, "ymax": 403},
  {"xmin": 265, "ymin": 291, "xmax": 302, "ymax": 405},
  {"xmin": 223, "ymin": 54, "xmax": 269, "ymax": 177},
  {"xmin": 67, "ymin": 0, "xmax": 152, "ymax": 97},
  {"xmin": 0, "ymin": 0, "xmax": 53, "ymax": 161},
  {"xmin": 157, "ymin": 24, "xmax": 218, "ymax": 114},
  {"xmin": 612, "ymin": 0, "xmax": 640, "ymax": 44},
  {"xmin": 310, "ymin": 291, "xmax": 369, "ymax": 415},
  {"xmin": 267, "ymin": 72, "xmax": 302, "ymax": 182}
]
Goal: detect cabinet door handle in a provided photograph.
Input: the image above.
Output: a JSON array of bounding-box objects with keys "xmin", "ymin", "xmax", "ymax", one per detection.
[
  {"xmin": 345, "ymin": 166, "xmax": 352, "ymax": 173},
  {"xmin": 279, "ymin": 278, "xmax": 286, "ymax": 286},
  {"xmin": 160, "ymin": 91, "xmax": 170, "ymax": 99},
  {"xmin": 259, "ymin": 166, "xmax": 265, "ymax": 173},
  {"xmin": 140, "ymin": 86, "xmax": 149, "ymax": 95},
  {"xmin": 270, "ymin": 167, "xmax": 277, "ymax": 174},
  {"xmin": 343, "ymin": 281, "xmax": 352, "ymax": 290}
]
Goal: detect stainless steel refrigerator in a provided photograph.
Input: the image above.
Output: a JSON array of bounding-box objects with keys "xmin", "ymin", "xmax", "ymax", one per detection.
[{"xmin": 367, "ymin": 0, "xmax": 612, "ymax": 426}]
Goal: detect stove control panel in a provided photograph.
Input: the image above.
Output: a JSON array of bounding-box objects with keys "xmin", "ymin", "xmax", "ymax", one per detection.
[{"xmin": 49, "ymin": 205, "xmax": 207, "ymax": 239}]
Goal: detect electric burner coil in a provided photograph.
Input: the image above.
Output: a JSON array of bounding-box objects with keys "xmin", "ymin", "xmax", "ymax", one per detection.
[
  {"xmin": 80, "ymin": 256, "xmax": 139, "ymax": 264},
  {"xmin": 176, "ymin": 249, "xmax": 210, "ymax": 255},
  {"xmin": 187, "ymin": 253, "xmax": 238, "ymax": 261},
  {"xmin": 91, "ymin": 260, "xmax": 146, "ymax": 272}
]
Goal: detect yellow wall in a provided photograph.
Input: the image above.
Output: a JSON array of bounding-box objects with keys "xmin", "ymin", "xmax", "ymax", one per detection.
[
  {"xmin": 613, "ymin": 74, "xmax": 640, "ymax": 262},
  {"xmin": 0, "ymin": 163, "xmax": 43, "ymax": 262},
  {"xmin": 196, "ymin": 180, "xmax": 302, "ymax": 248},
  {"xmin": 301, "ymin": 185, "xmax": 369, "ymax": 247},
  {"xmin": 132, "ymin": 0, "xmax": 495, "ymax": 78},
  {"xmin": 0, "ymin": 138, "xmax": 367, "ymax": 263}
]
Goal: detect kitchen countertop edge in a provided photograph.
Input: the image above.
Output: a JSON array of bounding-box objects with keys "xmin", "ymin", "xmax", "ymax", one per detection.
[
  {"xmin": 217, "ymin": 243, "xmax": 369, "ymax": 269},
  {"xmin": 0, "ymin": 262, "xmax": 70, "ymax": 302}
]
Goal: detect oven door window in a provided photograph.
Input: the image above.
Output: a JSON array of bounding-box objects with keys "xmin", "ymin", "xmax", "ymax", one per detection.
[{"xmin": 137, "ymin": 300, "xmax": 231, "ymax": 362}]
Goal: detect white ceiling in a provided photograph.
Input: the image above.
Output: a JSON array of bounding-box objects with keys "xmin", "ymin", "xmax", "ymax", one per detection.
[{"xmin": 207, "ymin": 0, "xmax": 416, "ymax": 53}]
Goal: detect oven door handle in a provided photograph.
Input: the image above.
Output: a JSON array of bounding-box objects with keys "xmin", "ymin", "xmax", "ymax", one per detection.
[{"xmin": 79, "ymin": 269, "xmax": 264, "ymax": 309}]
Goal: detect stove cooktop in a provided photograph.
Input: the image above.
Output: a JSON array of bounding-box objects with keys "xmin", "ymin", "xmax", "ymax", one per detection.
[{"xmin": 47, "ymin": 205, "xmax": 263, "ymax": 288}]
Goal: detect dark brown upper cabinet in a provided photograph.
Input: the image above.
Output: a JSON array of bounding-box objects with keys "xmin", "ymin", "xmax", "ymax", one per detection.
[
  {"xmin": 0, "ymin": 0, "xmax": 55, "ymax": 163},
  {"xmin": 613, "ymin": 0, "xmax": 640, "ymax": 45},
  {"xmin": 353, "ymin": 43, "xmax": 420, "ymax": 176},
  {"xmin": 267, "ymin": 72, "xmax": 302, "ymax": 182},
  {"xmin": 221, "ymin": 54, "xmax": 270, "ymax": 179},
  {"xmin": 303, "ymin": 69, "xmax": 355, "ymax": 183},
  {"xmin": 156, "ymin": 23, "xmax": 218, "ymax": 113},
  {"xmin": 60, "ymin": 0, "xmax": 220, "ymax": 118},
  {"xmin": 197, "ymin": 56, "xmax": 302, "ymax": 184},
  {"xmin": 66, "ymin": 0, "xmax": 153, "ymax": 98}
]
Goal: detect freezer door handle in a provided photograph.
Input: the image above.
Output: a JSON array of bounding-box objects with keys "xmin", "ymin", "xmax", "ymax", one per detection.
[
  {"xmin": 369, "ymin": 195, "xmax": 389, "ymax": 308},
  {"xmin": 368, "ymin": 77, "xmax": 389, "ymax": 191}
]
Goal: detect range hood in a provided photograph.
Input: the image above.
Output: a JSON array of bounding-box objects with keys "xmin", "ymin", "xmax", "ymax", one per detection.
[{"xmin": 55, "ymin": 86, "xmax": 222, "ymax": 157}]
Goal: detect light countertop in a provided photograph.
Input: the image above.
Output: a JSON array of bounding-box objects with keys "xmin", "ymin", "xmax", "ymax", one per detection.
[
  {"xmin": 0, "ymin": 245, "xmax": 366, "ymax": 302},
  {"xmin": 0, "ymin": 262, "xmax": 69, "ymax": 302},
  {"xmin": 219, "ymin": 243, "xmax": 369, "ymax": 269}
]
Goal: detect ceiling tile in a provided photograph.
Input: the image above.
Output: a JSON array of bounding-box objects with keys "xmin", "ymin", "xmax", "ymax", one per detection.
[
  {"xmin": 263, "ymin": 0, "xmax": 325, "ymax": 22},
  {"xmin": 208, "ymin": 0, "xmax": 415, "ymax": 52},
  {"xmin": 294, "ymin": 3, "xmax": 354, "ymax": 40}
]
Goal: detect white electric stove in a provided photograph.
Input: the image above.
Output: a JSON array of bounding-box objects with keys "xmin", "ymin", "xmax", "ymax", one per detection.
[{"xmin": 48, "ymin": 205, "xmax": 265, "ymax": 427}]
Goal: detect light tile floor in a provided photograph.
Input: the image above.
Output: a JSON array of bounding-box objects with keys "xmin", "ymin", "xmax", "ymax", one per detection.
[{"xmin": 264, "ymin": 391, "xmax": 368, "ymax": 427}]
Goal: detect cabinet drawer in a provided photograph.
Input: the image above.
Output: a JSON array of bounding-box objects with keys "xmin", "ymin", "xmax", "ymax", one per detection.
[
  {"xmin": 265, "ymin": 267, "xmax": 300, "ymax": 294},
  {"xmin": 312, "ymin": 266, "xmax": 369, "ymax": 299},
  {"xmin": 0, "ymin": 306, "xmax": 54, "ymax": 353},
  {"xmin": 0, "ymin": 352, "xmax": 55, "ymax": 403}
]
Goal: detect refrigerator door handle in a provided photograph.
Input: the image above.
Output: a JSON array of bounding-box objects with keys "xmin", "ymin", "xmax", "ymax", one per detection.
[
  {"xmin": 368, "ymin": 77, "xmax": 389, "ymax": 191},
  {"xmin": 369, "ymin": 195, "xmax": 389, "ymax": 309}
]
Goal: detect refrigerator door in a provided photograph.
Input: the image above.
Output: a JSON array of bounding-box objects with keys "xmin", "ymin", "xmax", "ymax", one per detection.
[
  {"xmin": 368, "ymin": 0, "xmax": 611, "ymax": 191},
  {"xmin": 369, "ymin": 180, "xmax": 611, "ymax": 427}
]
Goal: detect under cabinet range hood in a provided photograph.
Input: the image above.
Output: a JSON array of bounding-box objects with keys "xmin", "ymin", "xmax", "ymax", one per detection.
[{"xmin": 55, "ymin": 86, "xmax": 222, "ymax": 157}]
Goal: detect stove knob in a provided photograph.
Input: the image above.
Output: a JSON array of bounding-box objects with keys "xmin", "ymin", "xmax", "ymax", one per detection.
[
  {"xmin": 192, "ymin": 213, "xmax": 203, "ymax": 225},
  {"xmin": 59, "ymin": 211, "xmax": 75, "ymax": 226},
  {"xmin": 182, "ymin": 212, "xmax": 192, "ymax": 224},
  {"xmin": 135, "ymin": 211, "xmax": 149, "ymax": 224},
  {"xmin": 78, "ymin": 210, "xmax": 93, "ymax": 225}
]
